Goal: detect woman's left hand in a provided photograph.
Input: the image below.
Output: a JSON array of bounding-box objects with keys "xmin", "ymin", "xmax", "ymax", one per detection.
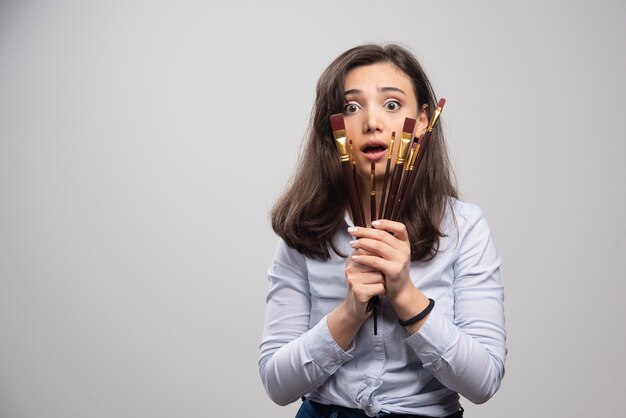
[{"xmin": 348, "ymin": 220, "xmax": 415, "ymax": 303}]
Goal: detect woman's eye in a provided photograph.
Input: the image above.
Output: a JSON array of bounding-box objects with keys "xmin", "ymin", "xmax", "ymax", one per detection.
[
  {"xmin": 384, "ymin": 100, "xmax": 401, "ymax": 111},
  {"xmin": 343, "ymin": 103, "xmax": 361, "ymax": 114}
]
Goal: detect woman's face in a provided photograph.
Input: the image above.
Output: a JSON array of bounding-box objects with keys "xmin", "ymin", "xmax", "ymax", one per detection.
[{"xmin": 342, "ymin": 62, "xmax": 428, "ymax": 178}]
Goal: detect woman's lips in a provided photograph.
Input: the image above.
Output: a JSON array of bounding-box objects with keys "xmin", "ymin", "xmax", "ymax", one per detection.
[{"xmin": 362, "ymin": 147, "xmax": 388, "ymax": 162}]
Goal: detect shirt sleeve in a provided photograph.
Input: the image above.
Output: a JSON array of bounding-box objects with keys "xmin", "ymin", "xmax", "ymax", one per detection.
[
  {"xmin": 258, "ymin": 239, "xmax": 353, "ymax": 406},
  {"xmin": 404, "ymin": 206, "xmax": 506, "ymax": 404}
]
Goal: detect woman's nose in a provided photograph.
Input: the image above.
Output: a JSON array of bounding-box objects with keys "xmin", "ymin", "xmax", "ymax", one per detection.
[{"xmin": 363, "ymin": 108, "xmax": 384, "ymax": 133}]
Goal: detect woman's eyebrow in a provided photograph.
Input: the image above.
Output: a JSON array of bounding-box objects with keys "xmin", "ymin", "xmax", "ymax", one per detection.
[
  {"xmin": 343, "ymin": 88, "xmax": 362, "ymax": 96},
  {"xmin": 343, "ymin": 87, "xmax": 407, "ymax": 97},
  {"xmin": 380, "ymin": 86, "xmax": 406, "ymax": 96}
]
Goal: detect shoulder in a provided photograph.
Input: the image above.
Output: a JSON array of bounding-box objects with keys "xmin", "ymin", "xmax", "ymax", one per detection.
[
  {"xmin": 269, "ymin": 238, "xmax": 308, "ymax": 275},
  {"xmin": 444, "ymin": 198, "xmax": 494, "ymax": 244},
  {"xmin": 449, "ymin": 197, "xmax": 483, "ymax": 221}
]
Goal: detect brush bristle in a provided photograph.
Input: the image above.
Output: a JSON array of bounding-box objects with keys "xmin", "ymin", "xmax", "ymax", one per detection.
[
  {"xmin": 402, "ymin": 118, "xmax": 416, "ymax": 134},
  {"xmin": 330, "ymin": 113, "xmax": 345, "ymax": 132},
  {"xmin": 438, "ymin": 98, "xmax": 446, "ymax": 108}
]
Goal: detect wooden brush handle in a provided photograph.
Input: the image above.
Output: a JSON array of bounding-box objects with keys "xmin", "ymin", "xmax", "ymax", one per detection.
[
  {"xmin": 342, "ymin": 161, "xmax": 364, "ymax": 227},
  {"xmin": 391, "ymin": 169, "xmax": 410, "ymax": 221},
  {"xmin": 393, "ymin": 132, "xmax": 432, "ymax": 221},
  {"xmin": 393, "ymin": 168, "xmax": 417, "ymax": 221},
  {"xmin": 378, "ymin": 159, "xmax": 391, "ymax": 219},
  {"xmin": 383, "ymin": 163, "xmax": 405, "ymax": 220}
]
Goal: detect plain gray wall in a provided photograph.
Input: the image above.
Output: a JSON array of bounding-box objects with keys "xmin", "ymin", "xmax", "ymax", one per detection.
[{"xmin": 1, "ymin": 0, "xmax": 624, "ymax": 417}]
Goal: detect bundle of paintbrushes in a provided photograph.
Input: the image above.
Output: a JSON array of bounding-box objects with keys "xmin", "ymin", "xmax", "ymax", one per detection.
[
  {"xmin": 329, "ymin": 98, "xmax": 446, "ymax": 334},
  {"xmin": 387, "ymin": 98, "xmax": 446, "ymax": 222}
]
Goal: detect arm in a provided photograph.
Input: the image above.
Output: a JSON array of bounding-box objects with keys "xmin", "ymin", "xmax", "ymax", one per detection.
[
  {"xmin": 406, "ymin": 208, "xmax": 506, "ymax": 403},
  {"xmin": 258, "ymin": 240, "xmax": 355, "ymax": 406},
  {"xmin": 347, "ymin": 207, "xmax": 506, "ymax": 403}
]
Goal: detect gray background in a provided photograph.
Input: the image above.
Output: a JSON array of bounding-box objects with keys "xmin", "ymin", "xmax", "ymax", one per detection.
[{"xmin": 1, "ymin": 0, "xmax": 624, "ymax": 417}]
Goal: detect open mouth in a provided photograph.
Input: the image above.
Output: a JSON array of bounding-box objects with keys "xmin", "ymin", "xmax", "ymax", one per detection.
[
  {"xmin": 361, "ymin": 143, "xmax": 388, "ymax": 161},
  {"xmin": 363, "ymin": 145, "xmax": 387, "ymax": 155}
]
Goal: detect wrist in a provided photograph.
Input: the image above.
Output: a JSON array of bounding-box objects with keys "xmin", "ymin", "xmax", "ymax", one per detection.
[
  {"xmin": 398, "ymin": 298, "xmax": 434, "ymax": 327},
  {"xmin": 328, "ymin": 301, "xmax": 367, "ymax": 351},
  {"xmin": 390, "ymin": 286, "xmax": 429, "ymax": 322},
  {"xmin": 335, "ymin": 300, "xmax": 368, "ymax": 327}
]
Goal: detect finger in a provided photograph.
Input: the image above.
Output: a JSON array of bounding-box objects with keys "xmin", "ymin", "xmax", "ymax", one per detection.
[
  {"xmin": 346, "ymin": 272, "xmax": 385, "ymax": 287},
  {"xmin": 346, "ymin": 256, "xmax": 378, "ymax": 273},
  {"xmin": 347, "ymin": 263, "xmax": 378, "ymax": 274},
  {"xmin": 350, "ymin": 253, "xmax": 393, "ymax": 273},
  {"xmin": 371, "ymin": 220, "xmax": 409, "ymax": 241},
  {"xmin": 346, "ymin": 259, "xmax": 384, "ymax": 278},
  {"xmin": 348, "ymin": 226, "xmax": 405, "ymax": 249},
  {"xmin": 348, "ymin": 226, "xmax": 409, "ymax": 254},
  {"xmin": 353, "ymin": 247, "xmax": 376, "ymax": 257},
  {"xmin": 350, "ymin": 253, "xmax": 406, "ymax": 280},
  {"xmin": 351, "ymin": 283, "xmax": 386, "ymax": 304},
  {"xmin": 350, "ymin": 237, "xmax": 397, "ymax": 260}
]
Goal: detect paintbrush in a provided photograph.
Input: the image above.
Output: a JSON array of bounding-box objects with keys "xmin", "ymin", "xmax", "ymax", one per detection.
[
  {"xmin": 393, "ymin": 98, "xmax": 446, "ymax": 221},
  {"xmin": 370, "ymin": 161, "xmax": 376, "ymax": 224},
  {"xmin": 368, "ymin": 160, "xmax": 380, "ymax": 334},
  {"xmin": 350, "ymin": 139, "xmax": 366, "ymax": 227},
  {"xmin": 391, "ymin": 142, "xmax": 418, "ymax": 221},
  {"xmin": 382, "ymin": 118, "xmax": 416, "ymax": 219},
  {"xmin": 378, "ymin": 132, "xmax": 395, "ymax": 219},
  {"xmin": 330, "ymin": 114, "xmax": 365, "ymax": 228}
]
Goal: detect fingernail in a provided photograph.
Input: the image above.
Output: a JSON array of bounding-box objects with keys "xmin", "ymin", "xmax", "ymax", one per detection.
[
  {"xmin": 348, "ymin": 227, "xmax": 358, "ymax": 234},
  {"xmin": 351, "ymin": 255, "xmax": 359, "ymax": 260},
  {"xmin": 371, "ymin": 220, "xmax": 381, "ymax": 227},
  {"xmin": 349, "ymin": 240, "xmax": 357, "ymax": 247}
]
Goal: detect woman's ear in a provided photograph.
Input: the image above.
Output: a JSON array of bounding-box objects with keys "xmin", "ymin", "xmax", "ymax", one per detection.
[{"xmin": 415, "ymin": 104, "xmax": 430, "ymax": 138}]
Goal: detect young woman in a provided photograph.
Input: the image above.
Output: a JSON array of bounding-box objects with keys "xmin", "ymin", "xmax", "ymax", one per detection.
[{"xmin": 259, "ymin": 44, "xmax": 506, "ymax": 418}]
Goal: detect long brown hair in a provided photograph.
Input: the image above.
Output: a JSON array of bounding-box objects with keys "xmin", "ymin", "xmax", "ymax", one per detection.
[{"xmin": 271, "ymin": 44, "xmax": 458, "ymax": 261}]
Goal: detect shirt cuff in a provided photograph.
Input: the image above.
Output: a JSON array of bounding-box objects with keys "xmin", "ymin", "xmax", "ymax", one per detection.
[
  {"xmin": 304, "ymin": 315, "xmax": 354, "ymax": 374},
  {"xmin": 404, "ymin": 306, "xmax": 457, "ymax": 366}
]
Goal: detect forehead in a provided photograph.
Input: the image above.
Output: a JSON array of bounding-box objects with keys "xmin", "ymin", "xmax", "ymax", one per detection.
[{"xmin": 344, "ymin": 62, "xmax": 414, "ymax": 95}]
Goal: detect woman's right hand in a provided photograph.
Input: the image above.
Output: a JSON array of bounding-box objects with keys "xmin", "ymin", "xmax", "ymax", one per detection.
[
  {"xmin": 342, "ymin": 247, "xmax": 386, "ymax": 321},
  {"xmin": 327, "ymin": 245, "xmax": 386, "ymax": 351}
]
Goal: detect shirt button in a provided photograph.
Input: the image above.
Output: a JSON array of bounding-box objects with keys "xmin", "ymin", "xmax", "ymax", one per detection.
[
  {"xmin": 366, "ymin": 378, "xmax": 373, "ymax": 385},
  {"xmin": 335, "ymin": 359, "xmax": 342, "ymax": 365},
  {"xmin": 374, "ymin": 345, "xmax": 382, "ymax": 352}
]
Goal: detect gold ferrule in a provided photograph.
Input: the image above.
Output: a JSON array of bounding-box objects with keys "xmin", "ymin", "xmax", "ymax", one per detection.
[
  {"xmin": 427, "ymin": 106, "xmax": 443, "ymax": 132},
  {"xmin": 333, "ymin": 130, "xmax": 350, "ymax": 162},
  {"xmin": 387, "ymin": 134, "xmax": 395, "ymax": 159},
  {"xmin": 405, "ymin": 147, "xmax": 416, "ymax": 172},
  {"xmin": 349, "ymin": 142, "xmax": 356, "ymax": 165},
  {"xmin": 396, "ymin": 132, "xmax": 413, "ymax": 164},
  {"xmin": 408, "ymin": 144, "xmax": 421, "ymax": 170}
]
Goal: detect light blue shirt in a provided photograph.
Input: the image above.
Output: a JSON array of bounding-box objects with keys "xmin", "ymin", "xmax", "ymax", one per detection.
[{"xmin": 259, "ymin": 200, "xmax": 506, "ymax": 417}]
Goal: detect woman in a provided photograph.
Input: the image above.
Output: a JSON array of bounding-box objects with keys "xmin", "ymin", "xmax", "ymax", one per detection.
[{"xmin": 259, "ymin": 44, "xmax": 506, "ymax": 418}]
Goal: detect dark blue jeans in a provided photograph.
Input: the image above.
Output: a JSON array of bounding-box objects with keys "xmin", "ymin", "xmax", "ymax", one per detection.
[
  {"xmin": 295, "ymin": 399, "xmax": 386, "ymax": 418},
  {"xmin": 295, "ymin": 399, "xmax": 463, "ymax": 418}
]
